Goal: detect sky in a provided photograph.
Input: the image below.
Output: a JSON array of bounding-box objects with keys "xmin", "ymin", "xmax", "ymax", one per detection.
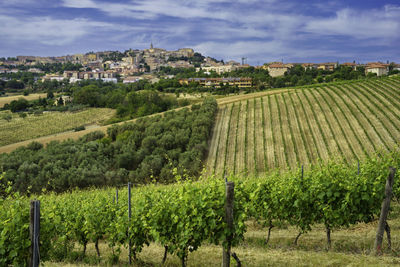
[{"xmin": 0, "ymin": 0, "xmax": 399, "ymax": 65}]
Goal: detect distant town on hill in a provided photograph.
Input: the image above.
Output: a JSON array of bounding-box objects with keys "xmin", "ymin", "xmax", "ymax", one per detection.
[{"xmin": 1, "ymin": 44, "xmax": 399, "ymax": 92}]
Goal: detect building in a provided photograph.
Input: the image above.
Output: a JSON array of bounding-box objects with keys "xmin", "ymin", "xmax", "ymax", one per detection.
[
  {"xmin": 27, "ymin": 68, "xmax": 44, "ymax": 73},
  {"xmin": 179, "ymin": 77, "xmax": 252, "ymax": 88},
  {"xmin": 122, "ymin": 56, "xmax": 135, "ymax": 65},
  {"xmin": 42, "ymin": 74, "xmax": 65, "ymax": 82},
  {"xmin": 341, "ymin": 62, "xmax": 357, "ymax": 70},
  {"xmin": 101, "ymin": 78, "xmax": 118, "ymax": 83},
  {"xmin": 16, "ymin": 56, "xmax": 36, "ymax": 63},
  {"xmin": 63, "ymin": 71, "xmax": 80, "ymax": 79},
  {"xmin": 167, "ymin": 60, "xmax": 194, "ymax": 68},
  {"xmin": 267, "ymin": 63, "xmax": 291, "ymax": 77},
  {"xmin": 365, "ymin": 63, "xmax": 389, "ymax": 76},
  {"xmin": 393, "ymin": 64, "xmax": 400, "ymax": 71},
  {"xmin": 195, "ymin": 65, "xmax": 238, "ymax": 74},
  {"xmin": 317, "ymin": 62, "xmax": 337, "ymax": 71},
  {"xmin": 63, "ymin": 70, "xmax": 117, "ymax": 81},
  {"xmin": 123, "ymin": 76, "xmax": 142, "ymax": 84},
  {"xmin": 174, "ymin": 48, "xmax": 195, "ymax": 58}
]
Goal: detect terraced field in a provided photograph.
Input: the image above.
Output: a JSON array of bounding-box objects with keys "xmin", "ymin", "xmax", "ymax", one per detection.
[
  {"xmin": 0, "ymin": 108, "xmax": 115, "ymax": 146},
  {"xmin": 206, "ymin": 76, "xmax": 400, "ymax": 176}
]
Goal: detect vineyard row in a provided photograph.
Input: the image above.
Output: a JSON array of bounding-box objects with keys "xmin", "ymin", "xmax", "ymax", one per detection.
[
  {"xmin": 1, "ymin": 152, "xmax": 400, "ymax": 265},
  {"xmin": 207, "ymin": 79, "xmax": 400, "ymax": 175}
]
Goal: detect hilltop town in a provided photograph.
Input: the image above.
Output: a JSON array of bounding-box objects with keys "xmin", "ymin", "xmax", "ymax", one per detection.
[{"xmin": 1, "ymin": 45, "xmax": 399, "ymax": 89}]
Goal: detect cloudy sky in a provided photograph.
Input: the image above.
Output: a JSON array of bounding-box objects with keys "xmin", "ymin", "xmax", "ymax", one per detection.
[{"xmin": 0, "ymin": 0, "xmax": 399, "ymax": 64}]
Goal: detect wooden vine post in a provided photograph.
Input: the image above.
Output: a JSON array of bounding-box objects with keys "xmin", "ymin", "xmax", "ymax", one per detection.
[
  {"xmin": 374, "ymin": 167, "xmax": 396, "ymax": 255},
  {"xmin": 128, "ymin": 182, "xmax": 132, "ymax": 264},
  {"xmin": 29, "ymin": 200, "xmax": 40, "ymax": 267},
  {"xmin": 222, "ymin": 181, "xmax": 234, "ymax": 267}
]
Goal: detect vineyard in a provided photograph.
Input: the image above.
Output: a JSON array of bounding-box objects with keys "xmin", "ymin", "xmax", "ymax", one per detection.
[
  {"xmin": 1, "ymin": 152, "xmax": 400, "ymax": 266},
  {"xmin": 0, "ymin": 108, "xmax": 115, "ymax": 146},
  {"xmin": 207, "ymin": 76, "xmax": 400, "ymax": 176}
]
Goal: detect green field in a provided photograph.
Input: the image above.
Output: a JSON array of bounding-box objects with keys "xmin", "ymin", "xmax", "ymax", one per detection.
[
  {"xmin": 0, "ymin": 93, "xmax": 47, "ymax": 108},
  {"xmin": 0, "ymin": 108, "xmax": 115, "ymax": 146},
  {"xmin": 206, "ymin": 76, "xmax": 400, "ymax": 176}
]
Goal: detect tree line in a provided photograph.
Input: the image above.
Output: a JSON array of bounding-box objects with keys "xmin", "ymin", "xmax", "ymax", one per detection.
[{"xmin": 0, "ymin": 97, "xmax": 218, "ymax": 194}]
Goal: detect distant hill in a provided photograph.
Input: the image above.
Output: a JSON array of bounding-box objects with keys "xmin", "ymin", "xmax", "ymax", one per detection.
[{"xmin": 206, "ymin": 76, "xmax": 400, "ymax": 176}]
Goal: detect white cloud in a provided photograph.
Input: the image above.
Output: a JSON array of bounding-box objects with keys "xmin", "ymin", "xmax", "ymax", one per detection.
[
  {"xmin": 61, "ymin": 0, "xmax": 265, "ymax": 21},
  {"xmin": 0, "ymin": 15, "xmax": 125, "ymax": 46},
  {"xmin": 193, "ymin": 40, "xmax": 337, "ymax": 63},
  {"xmin": 62, "ymin": 0, "xmax": 97, "ymax": 9},
  {"xmin": 304, "ymin": 6, "xmax": 400, "ymax": 40},
  {"xmin": 2, "ymin": 0, "xmax": 399, "ymax": 62}
]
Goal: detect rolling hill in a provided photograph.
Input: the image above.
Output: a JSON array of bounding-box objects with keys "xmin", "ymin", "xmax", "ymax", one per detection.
[{"xmin": 206, "ymin": 76, "xmax": 400, "ymax": 176}]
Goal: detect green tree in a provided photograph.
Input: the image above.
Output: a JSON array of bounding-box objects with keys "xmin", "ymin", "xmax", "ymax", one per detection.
[
  {"xmin": 9, "ymin": 98, "xmax": 29, "ymax": 112},
  {"xmin": 18, "ymin": 112, "xmax": 27, "ymax": 119},
  {"xmin": 1, "ymin": 114, "xmax": 12, "ymax": 122}
]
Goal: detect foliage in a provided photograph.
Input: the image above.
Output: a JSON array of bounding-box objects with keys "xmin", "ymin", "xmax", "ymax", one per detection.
[
  {"xmin": 0, "ymin": 152, "xmax": 399, "ymax": 265},
  {"xmin": 0, "ymin": 98, "xmax": 218, "ymax": 193},
  {"xmin": 1, "ymin": 113, "xmax": 12, "ymax": 122},
  {"xmin": 9, "ymin": 98, "xmax": 29, "ymax": 112},
  {"xmin": 74, "ymin": 125, "xmax": 86, "ymax": 132}
]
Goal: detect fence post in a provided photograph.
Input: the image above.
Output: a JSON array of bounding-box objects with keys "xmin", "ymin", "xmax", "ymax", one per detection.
[
  {"xmin": 128, "ymin": 182, "xmax": 132, "ymax": 264},
  {"xmin": 116, "ymin": 188, "xmax": 119, "ymax": 204},
  {"xmin": 222, "ymin": 181, "xmax": 234, "ymax": 267},
  {"xmin": 374, "ymin": 167, "xmax": 396, "ymax": 255},
  {"xmin": 301, "ymin": 165, "xmax": 304, "ymax": 187},
  {"xmin": 29, "ymin": 200, "xmax": 40, "ymax": 267}
]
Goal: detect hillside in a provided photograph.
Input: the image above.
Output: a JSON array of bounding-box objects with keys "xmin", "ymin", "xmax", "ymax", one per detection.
[
  {"xmin": 206, "ymin": 76, "xmax": 400, "ymax": 176},
  {"xmin": 0, "ymin": 93, "xmax": 47, "ymax": 108},
  {"xmin": 0, "ymin": 108, "xmax": 115, "ymax": 146}
]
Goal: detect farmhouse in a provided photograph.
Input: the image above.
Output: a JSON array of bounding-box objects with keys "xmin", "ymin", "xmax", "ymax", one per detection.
[
  {"xmin": 365, "ymin": 63, "xmax": 389, "ymax": 76},
  {"xmin": 267, "ymin": 63, "xmax": 292, "ymax": 77},
  {"xmin": 317, "ymin": 62, "xmax": 338, "ymax": 71}
]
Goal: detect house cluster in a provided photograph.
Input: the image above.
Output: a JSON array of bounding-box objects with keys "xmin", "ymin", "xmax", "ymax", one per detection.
[
  {"xmin": 261, "ymin": 62, "xmax": 397, "ymax": 77},
  {"xmin": 2, "ymin": 45, "xmax": 399, "ymax": 86},
  {"xmin": 102, "ymin": 44, "xmax": 196, "ymax": 74},
  {"xmin": 16, "ymin": 44, "xmax": 201, "ymax": 84},
  {"xmin": 0, "ymin": 53, "xmax": 107, "ymax": 66},
  {"xmin": 40, "ymin": 69, "xmax": 118, "ymax": 83},
  {"xmin": 179, "ymin": 77, "xmax": 252, "ymax": 88},
  {"xmin": 195, "ymin": 59, "xmax": 250, "ymax": 74}
]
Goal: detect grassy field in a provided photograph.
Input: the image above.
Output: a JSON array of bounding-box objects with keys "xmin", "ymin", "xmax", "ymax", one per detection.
[
  {"xmin": 207, "ymin": 76, "xmax": 400, "ymax": 176},
  {"xmin": 0, "ymin": 93, "xmax": 47, "ymax": 108},
  {"xmin": 44, "ymin": 204, "xmax": 400, "ymax": 266},
  {"xmin": 0, "ymin": 108, "xmax": 115, "ymax": 146}
]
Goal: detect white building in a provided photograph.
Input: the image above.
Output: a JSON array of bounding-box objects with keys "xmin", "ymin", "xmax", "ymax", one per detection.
[{"xmin": 365, "ymin": 63, "xmax": 389, "ymax": 76}]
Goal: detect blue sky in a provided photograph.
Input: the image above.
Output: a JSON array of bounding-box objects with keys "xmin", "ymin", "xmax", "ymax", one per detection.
[{"xmin": 0, "ymin": 0, "xmax": 399, "ymax": 65}]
